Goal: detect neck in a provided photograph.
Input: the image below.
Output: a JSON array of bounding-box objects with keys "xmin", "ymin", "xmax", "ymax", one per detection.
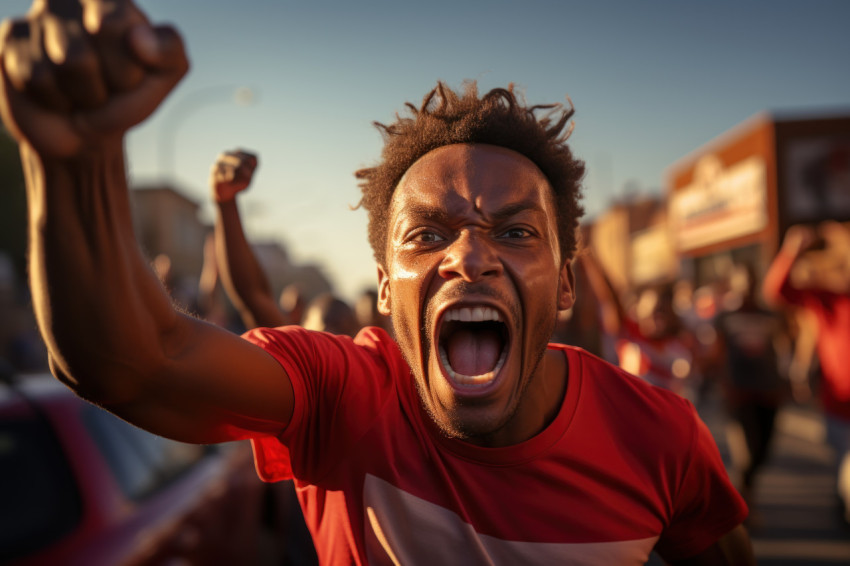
[{"xmin": 471, "ymin": 348, "xmax": 568, "ymax": 447}]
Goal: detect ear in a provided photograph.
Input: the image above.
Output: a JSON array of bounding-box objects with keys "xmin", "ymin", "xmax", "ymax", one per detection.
[
  {"xmin": 557, "ymin": 260, "xmax": 576, "ymax": 311},
  {"xmin": 376, "ymin": 264, "xmax": 392, "ymax": 316}
]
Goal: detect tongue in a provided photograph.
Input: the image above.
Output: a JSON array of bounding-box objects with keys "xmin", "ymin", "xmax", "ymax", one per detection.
[{"xmin": 446, "ymin": 327, "xmax": 502, "ymax": 377}]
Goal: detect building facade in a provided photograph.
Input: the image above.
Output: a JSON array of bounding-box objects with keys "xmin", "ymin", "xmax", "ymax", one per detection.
[{"xmin": 667, "ymin": 112, "xmax": 850, "ymax": 288}]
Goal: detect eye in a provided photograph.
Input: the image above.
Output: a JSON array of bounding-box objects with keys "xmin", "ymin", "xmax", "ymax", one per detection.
[
  {"xmin": 412, "ymin": 230, "xmax": 446, "ymax": 243},
  {"xmin": 499, "ymin": 227, "xmax": 532, "ymax": 239}
]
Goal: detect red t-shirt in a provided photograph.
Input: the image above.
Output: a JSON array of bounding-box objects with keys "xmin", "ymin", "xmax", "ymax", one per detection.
[
  {"xmin": 244, "ymin": 326, "xmax": 746, "ymax": 565},
  {"xmin": 763, "ymin": 248, "xmax": 850, "ymax": 420}
]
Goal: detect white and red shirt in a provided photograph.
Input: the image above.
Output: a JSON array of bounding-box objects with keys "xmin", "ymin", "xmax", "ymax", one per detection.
[
  {"xmin": 244, "ymin": 326, "xmax": 747, "ymax": 565},
  {"xmin": 615, "ymin": 318, "xmax": 697, "ymax": 399}
]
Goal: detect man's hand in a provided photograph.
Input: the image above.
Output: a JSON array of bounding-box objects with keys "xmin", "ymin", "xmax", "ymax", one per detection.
[
  {"xmin": 211, "ymin": 149, "xmax": 259, "ymax": 203},
  {"xmin": 0, "ymin": 0, "xmax": 188, "ymax": 159}
]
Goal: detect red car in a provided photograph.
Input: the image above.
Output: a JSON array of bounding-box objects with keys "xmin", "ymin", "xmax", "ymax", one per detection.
[{"xmin": 0, "ymin": 373, "xmax": 310, "ymax": 566}]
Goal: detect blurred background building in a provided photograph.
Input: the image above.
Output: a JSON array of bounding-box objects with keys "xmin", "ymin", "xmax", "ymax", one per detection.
[
  {"xmin": 587, "ymin": 111, "xmax": 850, "ymax": 294},
  {"xmin": 669, "ymin": 111, "xmax": 850, "ymax": 288}
]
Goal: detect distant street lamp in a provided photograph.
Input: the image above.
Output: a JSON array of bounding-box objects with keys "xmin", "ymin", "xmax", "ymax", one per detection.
[{"xmin": 157, "ymin": 85, "xmax": 256, "ymax": 182}]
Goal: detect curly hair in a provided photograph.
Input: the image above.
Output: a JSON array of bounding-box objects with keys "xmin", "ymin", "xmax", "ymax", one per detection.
[{"xmin": 355, "ymin": 81, "xmax": 585, "ymax": 267}]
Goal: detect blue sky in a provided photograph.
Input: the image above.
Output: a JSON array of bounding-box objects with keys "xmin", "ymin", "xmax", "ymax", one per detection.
[{"xmin": 5, "ymin": 0, "xmax": 847, "ymax": 301}]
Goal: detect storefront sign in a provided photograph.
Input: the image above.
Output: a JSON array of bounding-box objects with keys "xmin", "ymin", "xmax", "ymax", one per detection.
[{"xmin": 669, "ymin": 154, "xmax": 767, "ymax": 252}]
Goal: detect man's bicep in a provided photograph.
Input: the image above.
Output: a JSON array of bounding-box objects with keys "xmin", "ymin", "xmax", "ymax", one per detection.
[
  {"xmin": 116, "ymin": 314, "xmax": 295, "ymax": 444},
  {"xmin": 668, "ymin": 525, "xmax": 755, "ymax": 566}
]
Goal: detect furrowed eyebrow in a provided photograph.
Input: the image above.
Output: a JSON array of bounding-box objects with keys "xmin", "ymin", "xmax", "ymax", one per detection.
[
  {"xmin": 402, "ymin": 199, "xmax": 544, "ymax": 223},
  {"xmin": 484, "ymin": 200, "xmax": 545, "ymax": 224},
  {"xmin": 400, "ymin": 204, "xmax": 452, "ymax": 224}
]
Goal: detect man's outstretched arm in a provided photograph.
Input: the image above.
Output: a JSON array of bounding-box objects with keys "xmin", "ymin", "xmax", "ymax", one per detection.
[
  {"xmin": 0, "ymin": 0, "xmax": 293, "ymax": 444},
  {"xmin": 210, "ymin": 150, "xmax": 287, "ymax": 329}
]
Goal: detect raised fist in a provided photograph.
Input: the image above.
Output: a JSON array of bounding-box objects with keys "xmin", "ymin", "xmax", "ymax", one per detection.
[
  {"xmin": 210, "ymin": 149, "xmax": 259, "ymax": 203},
  {"xmin": 0, "ymin": 0, "xmax": 188, "ymax": 158},
  {"xmin": 782, "ymin": 224, "xmax": 818, "ymax": 256}
]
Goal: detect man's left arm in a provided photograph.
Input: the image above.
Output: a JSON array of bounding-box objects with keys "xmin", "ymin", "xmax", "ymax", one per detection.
[{"xmin": 656, "ymin": 406, "xmax": 754, "ymax": 565}]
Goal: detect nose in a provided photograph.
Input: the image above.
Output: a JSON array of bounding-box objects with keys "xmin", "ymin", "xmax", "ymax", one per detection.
[{"xmin": 438, "ymin": 230, "xmax": 502, "ymax": 282}]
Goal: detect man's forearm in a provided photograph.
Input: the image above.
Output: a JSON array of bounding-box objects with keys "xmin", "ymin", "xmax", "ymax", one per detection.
[{"xmin": 24, "ymin": 142, "xmax": 179, "ymax": 402}]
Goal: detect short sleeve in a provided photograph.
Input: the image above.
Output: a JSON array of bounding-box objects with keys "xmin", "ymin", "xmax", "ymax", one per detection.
[
  {"xmin": 654, "ymin": 410, "xmax": 749, "ymax": 561},
  {"xmin": 243, "ymin": 326, "xmax": 399, "ymax": 484}
]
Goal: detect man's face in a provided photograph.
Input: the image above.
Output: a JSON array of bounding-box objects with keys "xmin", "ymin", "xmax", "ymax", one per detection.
[{"xmin": 377, "ymin": 144, "xmax": 574, "ymax": 447}]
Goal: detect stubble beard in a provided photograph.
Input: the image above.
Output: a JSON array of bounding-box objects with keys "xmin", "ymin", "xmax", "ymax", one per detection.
[{"xmin": 391, "ymin": 287, "xmax": 559, "ymax": 444}]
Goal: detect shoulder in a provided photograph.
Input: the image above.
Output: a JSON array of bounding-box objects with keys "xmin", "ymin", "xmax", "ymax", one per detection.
[
  {"xmin": 556, "ymin": 344, "xmax": 699, "ymax": 444},
  {"xmin": 242, "ymin": 325, "xmax": 407, "ymax": 379},
  {"xmin": 564, "ymin": 344, "xmax": 694, "ymax": 410},
  {"xmin": 243, "ymin": 324, "xmax": 396, "ymax": 355}
]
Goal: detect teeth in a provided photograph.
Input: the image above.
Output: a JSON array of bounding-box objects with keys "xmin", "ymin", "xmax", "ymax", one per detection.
[
  {"xmin": 439, "ymin": 347, "xmax": 507, "ymax": 388},
  {"xmin": 443, "ymin": 306, "xmax": 502, "ymax": 323},
  {"xmin": 438, "ymin": 306, "xmax": 507, "ymax": 388}
]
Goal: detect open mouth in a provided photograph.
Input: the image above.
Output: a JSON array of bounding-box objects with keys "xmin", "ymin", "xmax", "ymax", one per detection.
[{"xmin": 437, "ymin": 306, "xmax": 509, "ymax": 388}]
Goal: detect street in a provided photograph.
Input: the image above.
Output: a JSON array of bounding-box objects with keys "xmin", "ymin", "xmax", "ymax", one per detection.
[{"xmin": 701, "ymin": 393, "xmax": 850, "ymax": 565}]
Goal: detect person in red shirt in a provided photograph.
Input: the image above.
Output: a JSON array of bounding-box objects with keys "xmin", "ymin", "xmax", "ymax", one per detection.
[
  {"xmin": 763, "ymin": 221, "xmax": 850, "ymax": 522},
  {"xmin": 578, "ymin": 251, "xmax": 700, "ymax": 401},
  {"xmin": 0, "ymin": 1, "xmax": 754, "ymax": 563}
]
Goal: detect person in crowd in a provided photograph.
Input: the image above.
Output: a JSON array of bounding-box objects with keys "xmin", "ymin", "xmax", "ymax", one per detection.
[
  {"xmin": 714, "ymin": 263, "xmax": 788, "ymax": 512},
  {"xmin": 210, "ymin": 149, "xmax": 297, "ymax": 330},
  {"xmin": 578, "ymin": 250, "xmax": 701, "ymax": 400},
  {"xmin": 354, "ymin": 288, "xmax": 393, "ymax": 335},
  {"xmin": 763, "ymin": 221, "xmax": 850, "ymax": 523},
  {"xmin": 674, "ymin": 279, "xmax": 726, "ymax": 405},
  {"xmin": 211, "ymin": 149, "xmax": 361, "ymax": 340},
  {"xmin": 550, "ymin": 248, "xmax": 605, "ymax": 358},
  {"xmin": 0, "ymin": 2, "xmax": 753, "ymax": 563},
  {"xmin": 301, "ymin": 292, "xmax": 359, "ymax": 337},
  {"xmin": 279, "ymin": 282, "xmax": 306, "ymax": 327},
  {"xmin": 787, "ymin": 306, "xmax": 820, "ymax": 404}
]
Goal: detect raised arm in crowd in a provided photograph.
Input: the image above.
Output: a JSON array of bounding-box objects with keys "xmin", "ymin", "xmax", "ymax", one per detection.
[{"xmin": 210, "ymin": 149, "xmax": 289, "ymax": 329}]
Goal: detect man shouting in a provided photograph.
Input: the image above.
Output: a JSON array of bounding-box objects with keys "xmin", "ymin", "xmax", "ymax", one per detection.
[{"xmin": 0, "ymin": 1, "xmax": 752, "ymax": 564}]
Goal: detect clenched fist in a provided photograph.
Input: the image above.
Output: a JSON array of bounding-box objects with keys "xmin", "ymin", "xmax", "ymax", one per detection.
[
  {"xmin": 0, "ymin": 0, "xmax": 188, "ymax": 158},
  {"xmin": 210, "ymin": 149, "xmax": 259, "ymax": 203}
]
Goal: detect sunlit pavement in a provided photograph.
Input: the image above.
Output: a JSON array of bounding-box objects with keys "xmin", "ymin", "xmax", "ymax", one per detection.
[{"xmin": 697, "ymin": 390, "xmax": 850, "ymax": 565}]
